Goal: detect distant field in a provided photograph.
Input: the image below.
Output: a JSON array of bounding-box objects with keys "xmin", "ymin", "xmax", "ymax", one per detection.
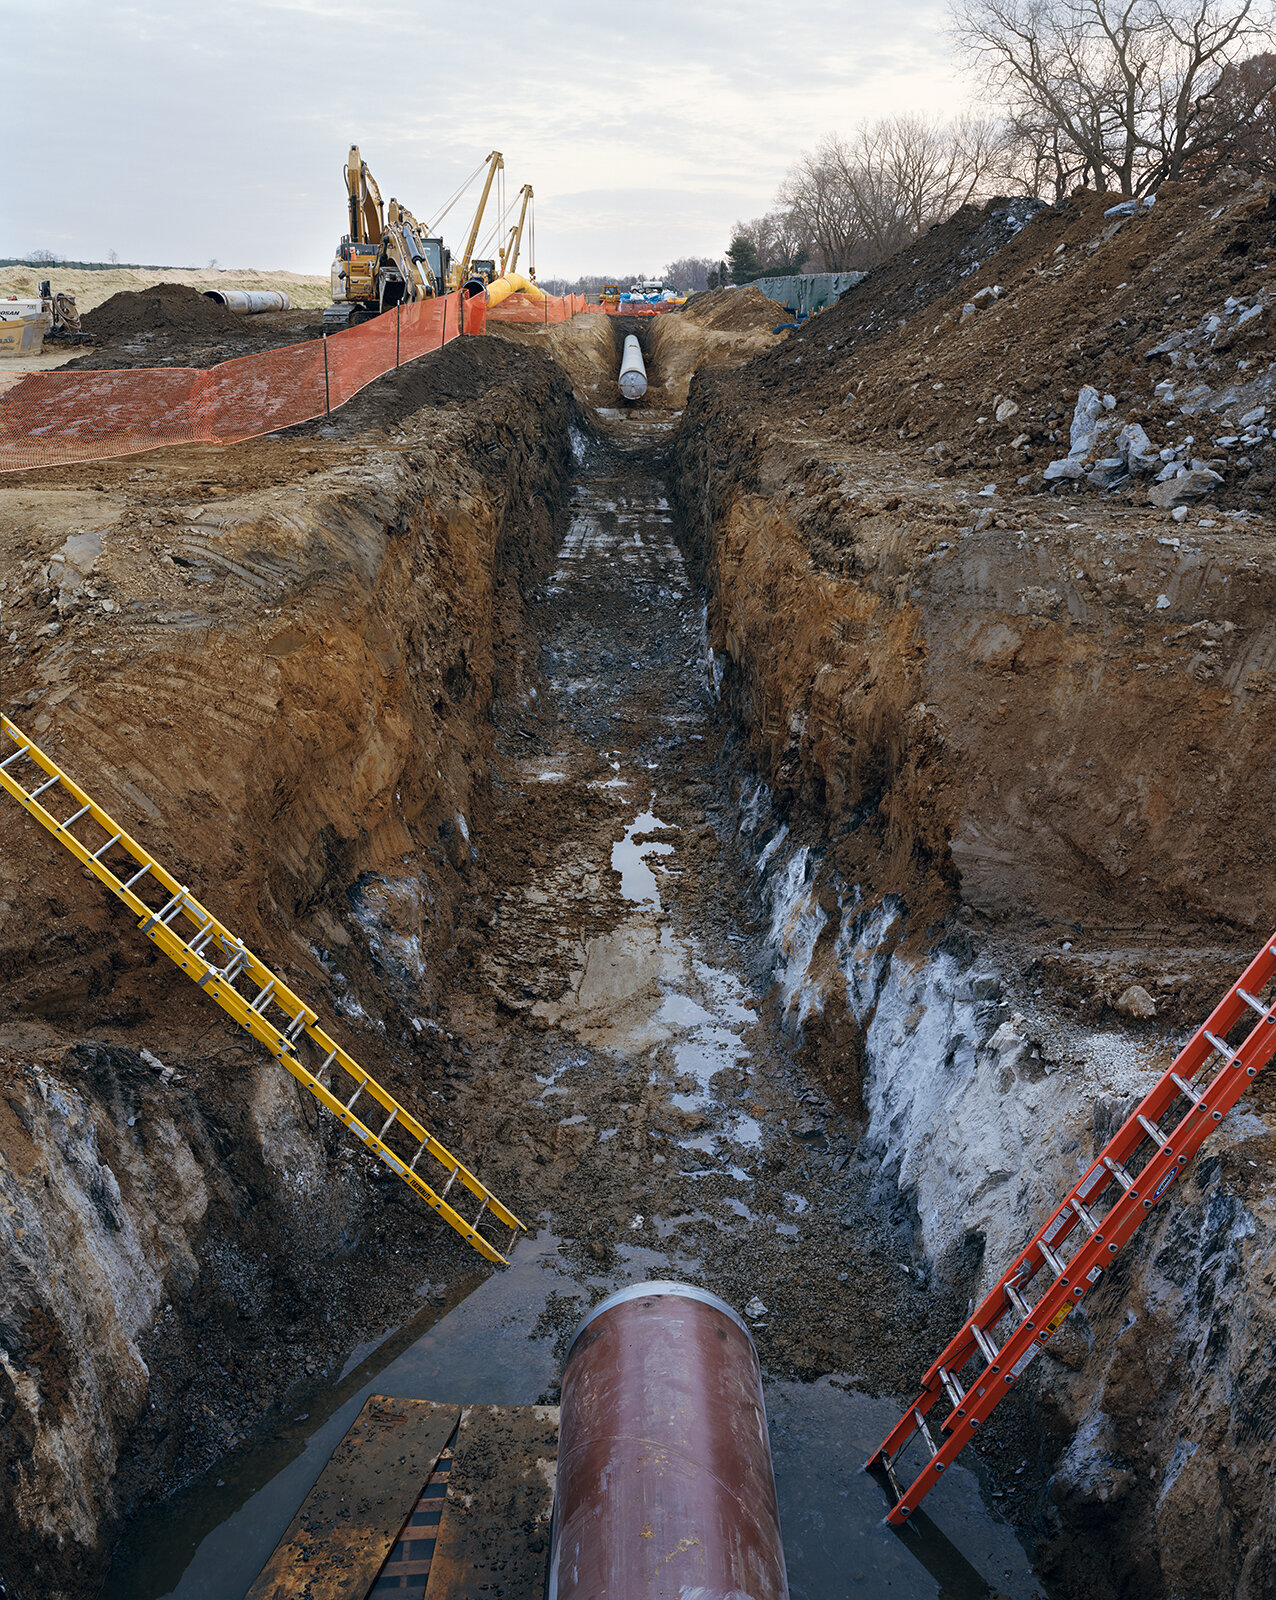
[{"xmin": 0, "ymin": 264, "xmax": 330, "ymax": 313}]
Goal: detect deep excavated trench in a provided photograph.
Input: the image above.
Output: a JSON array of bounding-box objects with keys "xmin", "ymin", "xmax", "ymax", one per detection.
[
  {"xmin": 6, "ymin": 279, "xmax": 1275, "ymax": 1600},
  {"xmin": 93, "ymin": 328, "xmax": 1041, "ymax": 1600}
]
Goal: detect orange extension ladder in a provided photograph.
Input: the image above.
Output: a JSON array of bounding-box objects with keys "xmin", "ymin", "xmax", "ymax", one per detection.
[{"xmin": 868, "ymin": 929, "xmax": 1276, "ymax": 1523}]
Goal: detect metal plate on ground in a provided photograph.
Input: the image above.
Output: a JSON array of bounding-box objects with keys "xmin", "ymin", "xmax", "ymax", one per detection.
[
  {"xmin": 246, "ymin": 1395, "xmax": 460, "ymax": 1600},
  {"xmin": 422, "ymin": 1405, "xmax": 559, "ymax": 1600}
]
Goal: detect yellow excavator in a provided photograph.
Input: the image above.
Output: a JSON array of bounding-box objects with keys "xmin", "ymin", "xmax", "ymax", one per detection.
[{"xmin": 326, "ymin": 145, "xmax": 449, "ymax": 331}]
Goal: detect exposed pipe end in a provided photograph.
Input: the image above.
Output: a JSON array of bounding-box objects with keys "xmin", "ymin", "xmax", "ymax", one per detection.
[{"xmin": 567, "ymin": 1280, "xmax": 752, "ymax": 1355}]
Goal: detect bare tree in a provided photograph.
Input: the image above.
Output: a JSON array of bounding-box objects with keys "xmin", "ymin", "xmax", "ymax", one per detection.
[
  {"xmin": 664, "ymin": 256, "xmax": 718, "ymax": 292},
  {"xmin": 952, "ymin": 0, "xmax": 1272, "ymax": 197},
  {"xmin": 778, "ymin": 138, "xmax": 864, "ymax": 270}
]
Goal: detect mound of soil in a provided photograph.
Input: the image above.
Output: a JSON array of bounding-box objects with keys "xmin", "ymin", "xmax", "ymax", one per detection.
[
  {"xmin": 81, "ymin": 283, "xmax": 243, "ymax": 340},
  {"xmin": 680, "ymin": 286, "xmax": 787, "ymax": 334},
  {"xmin": 292, "ymin": 331, "xmax": 560, "ymax": 436}
]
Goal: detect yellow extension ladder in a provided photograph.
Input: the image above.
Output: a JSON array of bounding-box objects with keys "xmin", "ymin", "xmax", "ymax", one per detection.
[{"xmin": 0, "ymin": 715, "xmax": 523, "ymax": 1265}]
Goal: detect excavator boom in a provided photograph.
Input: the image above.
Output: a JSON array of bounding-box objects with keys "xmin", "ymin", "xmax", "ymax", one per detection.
[
  {"xmin": 456, "ymin": 150, "xmax": 503, "ymax": 283},
  {"xmin": 501, "ymin": 184, "xmax": 533, "ymax": 277}
]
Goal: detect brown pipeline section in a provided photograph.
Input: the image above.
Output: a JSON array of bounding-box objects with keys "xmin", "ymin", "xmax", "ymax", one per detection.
[{"xmin": 550, "ymin": 1281, "xmax": 789, "ymax": 1600}]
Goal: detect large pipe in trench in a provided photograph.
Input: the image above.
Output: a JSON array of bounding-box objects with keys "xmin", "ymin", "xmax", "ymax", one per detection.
[
  {"xmin": 618, "ymin": 333, "xmax": 647, "ymax": 400},
  {"xmin": 549, "ymin": 1281, "xmax": 789, "ymax": 1600}
]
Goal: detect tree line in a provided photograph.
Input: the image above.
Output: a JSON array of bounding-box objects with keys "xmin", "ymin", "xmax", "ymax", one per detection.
[{"xmin": 704, "ymin": 0, "xmax": 1276, "ymax": 288}]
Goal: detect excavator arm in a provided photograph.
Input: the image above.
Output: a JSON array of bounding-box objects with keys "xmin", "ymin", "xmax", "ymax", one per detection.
[{"xmin": 455, "ymin": 150, "xmax": 503, "ymax": 284}]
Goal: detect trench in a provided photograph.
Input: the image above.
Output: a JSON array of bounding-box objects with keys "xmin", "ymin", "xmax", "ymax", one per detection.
[{"xmin": 97, "ymin": 354, "xmax": 1044, "ymax": 1599}]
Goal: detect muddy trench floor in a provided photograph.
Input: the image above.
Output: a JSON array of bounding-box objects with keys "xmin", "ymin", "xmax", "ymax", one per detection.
[{"xmin": 94, "ymin": 408, "xmax": 1051, "ymax": 1599}]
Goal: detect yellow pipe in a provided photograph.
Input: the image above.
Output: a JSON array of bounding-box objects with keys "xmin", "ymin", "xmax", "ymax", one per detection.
[{"xmin": 485, "ymin": 271, "xmax": 546, "ymax": 309}]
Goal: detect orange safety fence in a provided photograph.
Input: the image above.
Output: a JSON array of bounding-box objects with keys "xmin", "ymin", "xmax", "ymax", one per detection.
[
  {"xmin": 0, "ymin": 291, "xmax": 481, "ymax": 474},
  {"xmin": 484, "ymin": 290, "xmax": 589, "ymax": 325}
]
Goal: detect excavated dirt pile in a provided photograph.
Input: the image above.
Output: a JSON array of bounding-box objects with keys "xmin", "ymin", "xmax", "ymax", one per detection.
[
  {"xmin": 71, "ymin": 283, "xmax": 324, "ymax": 369},
  {"xmin": 680, "ymin": 285, "xmax": 788, "ymax": 333},
  {"xmin": 674, "ymin": 173, "xmax": 1276, "ymax": 1600},
  {"xmin": 81, "ymin": 284, "xmax": 245, "ymax": 340}
]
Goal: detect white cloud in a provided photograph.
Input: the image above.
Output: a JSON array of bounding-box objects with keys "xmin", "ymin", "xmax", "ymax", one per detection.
[{"xmin": 8, "ymin": 0, "xmax": 969, "ymax": 276}]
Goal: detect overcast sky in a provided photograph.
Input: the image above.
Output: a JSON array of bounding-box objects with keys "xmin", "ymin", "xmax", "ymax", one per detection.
[{"xmin": 8, "ymin": 0, "xmax": 967, "ymax": 278}]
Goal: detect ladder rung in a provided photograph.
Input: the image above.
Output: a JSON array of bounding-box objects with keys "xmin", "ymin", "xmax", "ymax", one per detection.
[
  {"xmin": 1137, "ymin": 1113, "xmax": 1169, "ymax": 1148},
  {"xmin": 123, "ymin": 861, "xmax": 153, "ymax": 890},
  {"xmin": 378, "ymin": 1107, "xmax": 398, "ymax": 1142},
  {"xmin": 971, "ymin": 1323, "xmax": 998, "ymax": 1364},
  {"xmin": 0, "ymin": 744, "xmax": 30, "ymax": 771},
  {"xmin": 1005, "ymin": 1282, "xmax": 1032, "ymax": 1320},
  {"xmin": 1103, "ymin": 1155, "xmax": 1135, "ymax": 1191},
  {"xmin": 939, "ymin": 1366, "xmax": 965, "ymax": 1407},
  {"xmin": 914, "ymin": 1408, "xmax": 938, "ymax": 1457},
  {"xmin": 57, "ymin": 803, "xmax": 91, "ymax": 833},
  {"xmin": 188, "ymin": 925, "xmax": 218, "ymax": 957},
  {"xmin": 285, "ymin": 1010, "xmax": 309, "ymax": 1040},
  {"xmin": 1039, "ymin": 1240, "xmax": 1065, "ymax": 1276},
  {"xmin": 315, "ymin": 1047, "xmax": 338, "ymax": 1083},
  {"xmin": 250, "ymin": 978, "xmax": 276, "ymax": 1013},
  {"xmin": 222, "ymin": 949, "xmax": 248, "ymax": 982},
  {"xmin": 440, "ymin": 1165, "xmax": 460, "ymax": 1199},
  {"xmin": 1237, "ymin": 988, "xmax": 1272, "ymax": 1019},
  {"xmin": 345, "ymin": 1075, "xmax": 368, "ymax": 1113},
  {"xmin": 1171, "ymin": 1071, "xmax": 1204, "ymax": 1106},
  {"xmin": 1205, "ymin": 1029, "xmax": 1238, "ymax": 1062},
  {"xmin": 140, "ymin": 887, "xmax": 182, "ymax": 928},
  {"xmin": 28, "ymin": 773, "xmax": 61, "ymax": 800},
  {"xmin": 408, "ymin": 1141, "xmax": 428, "ymax": 1173},
  {"xmin": 1071, "ymin": 1197, "xmax": 1099, "ymax": 1234},
  {"xmin": 92, "ymin": 832, "xmax": 123, "ymax": 861}
]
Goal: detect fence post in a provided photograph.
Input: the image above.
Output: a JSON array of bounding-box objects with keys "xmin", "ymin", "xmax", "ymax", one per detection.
[
  {"xmin": 323, "ymin": 330, "xmax": 330, "ymax": 416},
  {"xmin": 396, "ymin": 304, "xmax": 401, "ymax": 369}
]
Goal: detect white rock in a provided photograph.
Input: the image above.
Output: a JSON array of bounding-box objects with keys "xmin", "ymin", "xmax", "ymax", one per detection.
[
  {"xmin": 1239, "ymin": 406, "xmax": 1266, "ymax": 427},
  {"xmin": 1117, "ymin": 422, "xmax": 1158, "ymax": 473},
  {"xmin": 1116, "ymin": 984, "xmax": 1157, "ymax": 1018},
  {"xmin": 1043, "ymin": 458, "xmax": 1086, "ymax": 483},
  {"xmin": 1069, "ymin": 385, "xmax": 1105, "ymax": 457},
  {"xmin": 978, "ymin": 484, "xmax": 996, "ymax": 497},
  {"xmin": 1156, "ymin": 594, "xmax": 1171, "ymax": 609},
  {"xmin": 995, "ymin": 398, "xmax": 1019, "ymax": 423},
  {"xmin": 745, "ymin": 1297, "xmax": 768, "ymax": 1319},
  {"xmin": 1088, "ymin": 458, "xmax": 1127, "ymax": 488},
  {"xmin": 1148, "ymin": 468, "xmax": 1222, "ymax": 508},
  {"xmin": 1237, "ymin": 304, "xmax": 1263, "ymax": 327},
  {"xmin": 1172, "ymin": 506, "xmax": 1189, "ymax": 522}
]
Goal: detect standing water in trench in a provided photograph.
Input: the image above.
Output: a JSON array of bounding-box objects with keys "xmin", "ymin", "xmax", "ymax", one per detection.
[{"xmin": 102, "ymin": 406, "xmax": 1043, "ymax": 1600}]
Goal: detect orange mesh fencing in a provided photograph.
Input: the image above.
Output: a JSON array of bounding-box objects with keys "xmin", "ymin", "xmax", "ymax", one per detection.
[
  {"xmin": 0, "ymin": 292, "xmax": 467, "ymax": 473},
  {"xmin": 485, "ymin": 290, "xmax": 590, "ymax": 325}
]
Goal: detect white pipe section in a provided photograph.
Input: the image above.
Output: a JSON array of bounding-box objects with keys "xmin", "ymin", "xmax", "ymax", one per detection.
[
  {"xmin": 202, "ymin": 290, "xmax": 291, "ymax": 314},
  {"xmin": 618, "ymin": 334, "xmax": 647, "ymax": 400}
]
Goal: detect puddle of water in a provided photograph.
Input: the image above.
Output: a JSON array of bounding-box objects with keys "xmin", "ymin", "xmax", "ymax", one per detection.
[
  {"xmin": 768, "ymin": 1378, "xmax": 1043, "ymax": 1600},
  {"xmin": 611, "ymin": 807, "xmax": 674, "ymax": 908}
]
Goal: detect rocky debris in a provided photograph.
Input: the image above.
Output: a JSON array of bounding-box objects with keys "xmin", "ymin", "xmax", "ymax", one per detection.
[{"xmin": 1148, "ymin": 467, "xmax": 1222, "ymax": 507}]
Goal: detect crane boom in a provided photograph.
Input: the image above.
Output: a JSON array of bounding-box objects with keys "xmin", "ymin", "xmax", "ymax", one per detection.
[
  {"xmin": 456, "ymin": 151, "xmax": 503, "ymax": 283},
  {"xmin": 500, "ymin": 184, "xmax": 534, "ymax": 277}
]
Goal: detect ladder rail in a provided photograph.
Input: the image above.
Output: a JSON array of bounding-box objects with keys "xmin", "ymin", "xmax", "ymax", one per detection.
[
  {"xmin": 0, "ymin": 716, "xmax": 523, "ymax": 1263},
  {"xmin": 869, "ymin": 929, "xmax": 1276, "ymax": 1523}
]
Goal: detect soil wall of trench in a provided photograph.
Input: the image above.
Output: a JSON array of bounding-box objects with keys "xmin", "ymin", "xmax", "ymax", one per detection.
[
  {"xmin": 0, "ymin": 339, "xmax": 576, "ymax": 1598},
  {"xmin": 671, "ymin": 365, "xmax": 1276, "ymax": 1599}
]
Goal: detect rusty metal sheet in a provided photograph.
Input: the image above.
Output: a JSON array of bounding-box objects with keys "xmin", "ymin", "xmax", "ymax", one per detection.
[
  {"xmin": 423, "ymin": 1404, "xmax": 559, "ymax": 1600},
  {"xmin": 245, "ymin": 1395, "xmax": 460, "ymax": 1600}
]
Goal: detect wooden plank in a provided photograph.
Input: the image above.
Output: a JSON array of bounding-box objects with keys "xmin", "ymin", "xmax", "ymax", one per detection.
[
  {"xmin": 423, "ymin": 1405, "xmax": 559, "ymax": 1600},
  {"xmin": 246, "ymin": 1396, "xmax": 460, "ymax": 1600}
]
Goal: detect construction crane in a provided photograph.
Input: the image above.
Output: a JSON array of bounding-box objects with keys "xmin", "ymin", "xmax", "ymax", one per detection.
[
  {"xmin": 449, "ymin": 150, "xmax": 503, "ymax": 289},
  {"xmin": 499, "ymin": 184, "xmax": 534, "ymax": 278},
  {"xmin": 326, "ymin": 145, "xmax": 449, "ymax": 331}
]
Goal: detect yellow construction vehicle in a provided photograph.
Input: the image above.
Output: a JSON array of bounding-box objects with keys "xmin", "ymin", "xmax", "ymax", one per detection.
[
  {"xmin": 499, "ymin": 184, "xmax": 534, "ymax": 279},
  {"xmin": 447, "ymin": 150, "xmax": 503, "ymax": 291},
  {"xmin": 326, "ymin": 145, "xmax": 449, "ymax": 331}
]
